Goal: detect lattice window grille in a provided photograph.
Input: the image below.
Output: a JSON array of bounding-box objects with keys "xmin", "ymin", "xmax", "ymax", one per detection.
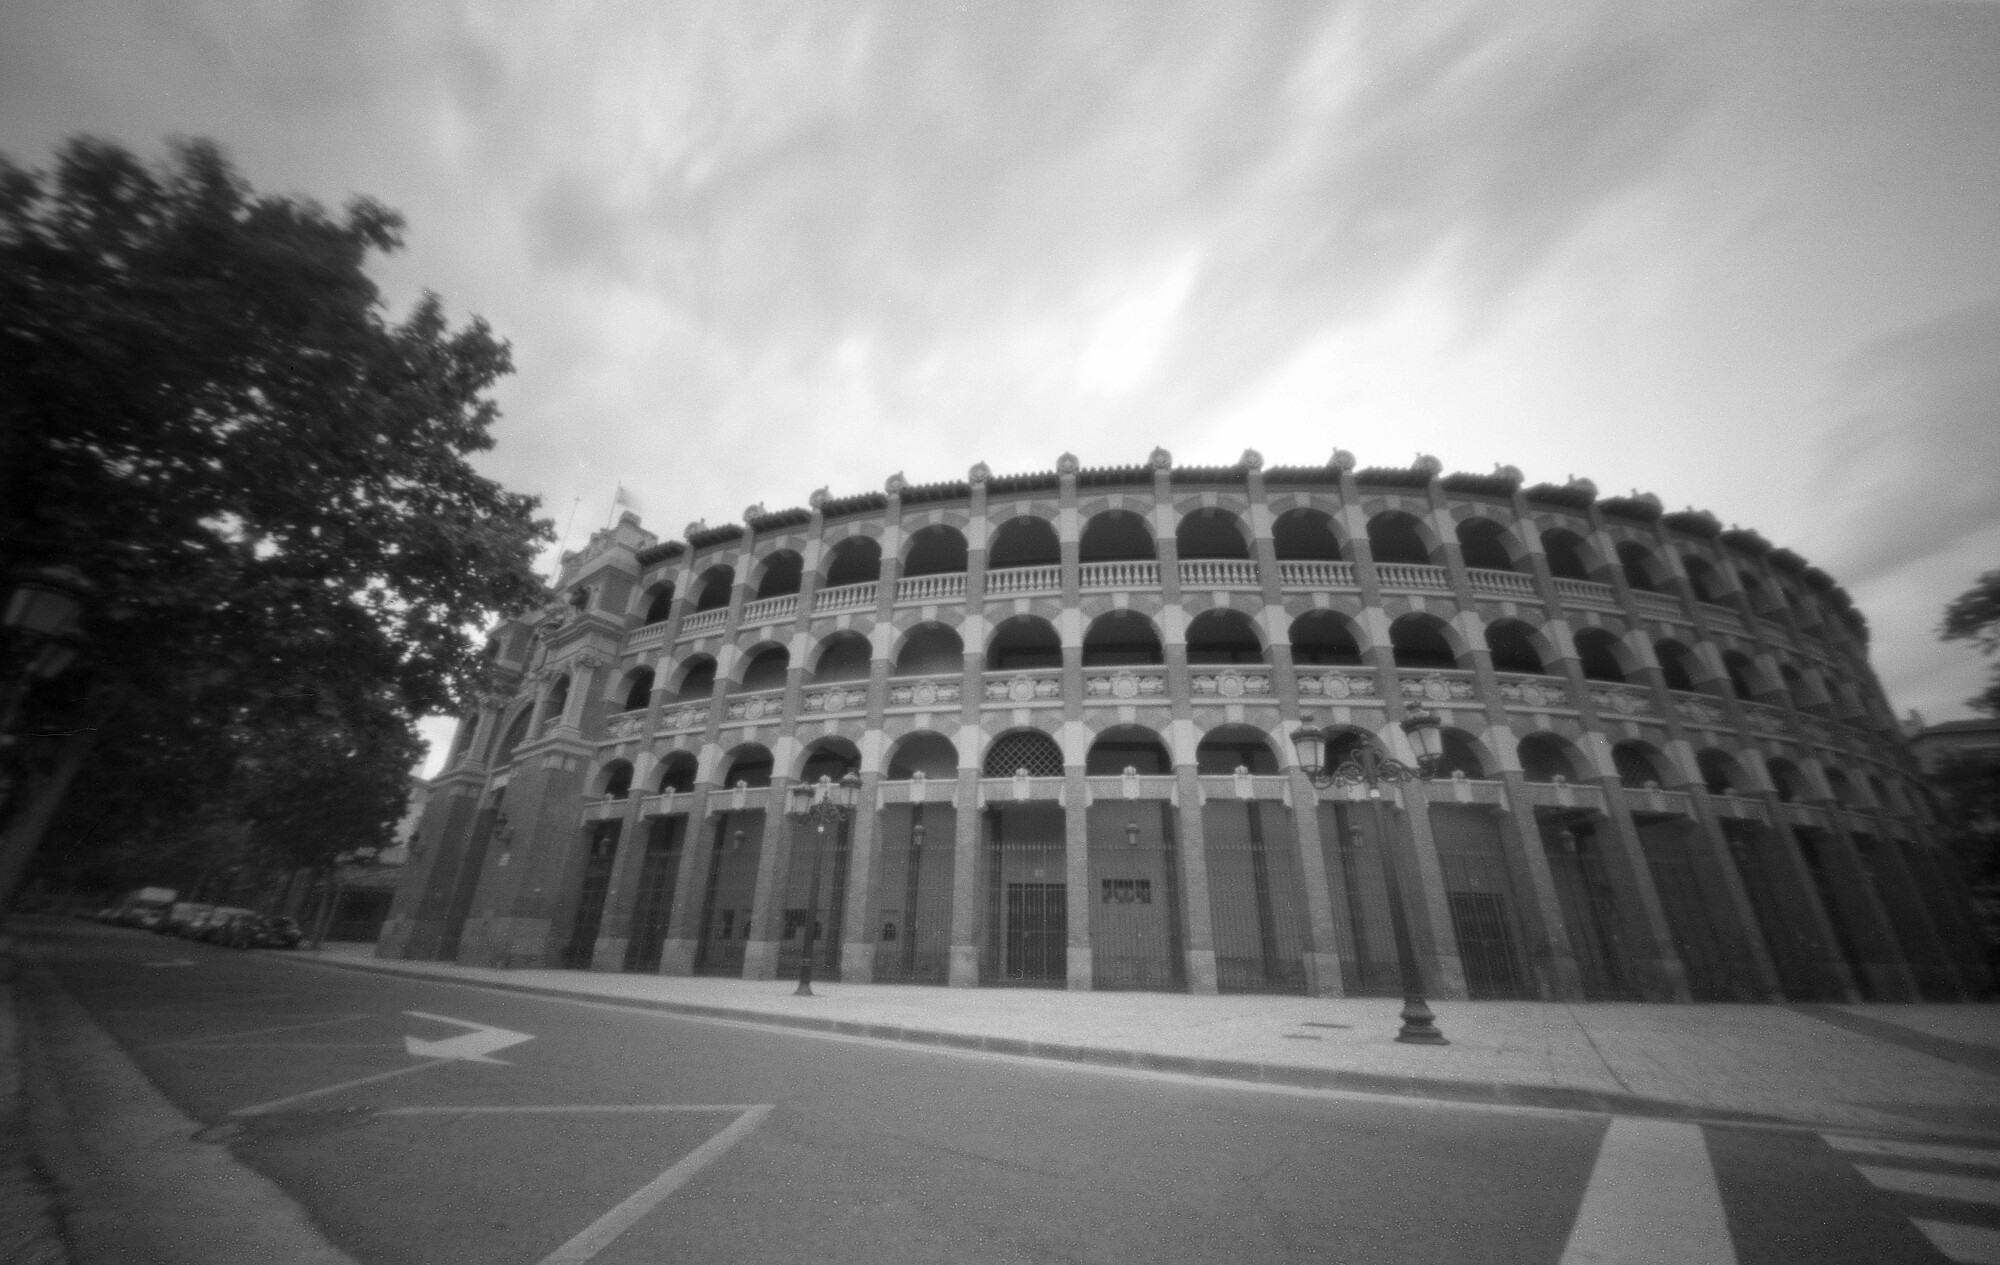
[{"xmin": 983, "ymin": 730, "xmax": 1064, "ymax": 778}]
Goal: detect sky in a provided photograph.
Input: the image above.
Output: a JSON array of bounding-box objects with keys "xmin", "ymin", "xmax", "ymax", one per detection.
[{"xmin": 4, "ymin": 1, "xmax": 1997, "ymax": 777}]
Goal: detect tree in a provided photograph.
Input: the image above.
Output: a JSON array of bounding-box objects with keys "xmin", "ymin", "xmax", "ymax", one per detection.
[
  {"xmin": 1942, "ymin": 568, "xmax": 2000, "ymax": 714},
  {"xmin": 0, "ymin": 135, "xmax": 552, "ymax": 905}
]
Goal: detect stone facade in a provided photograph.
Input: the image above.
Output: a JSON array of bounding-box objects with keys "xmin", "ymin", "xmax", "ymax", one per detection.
[{"xmin": 377, "ymin": 452, "xmax": 1990, "ymax": 1002}]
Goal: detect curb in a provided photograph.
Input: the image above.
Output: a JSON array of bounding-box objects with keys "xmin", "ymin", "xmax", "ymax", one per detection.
[{"xmin": 297, "ymin": 952, "xmax": 1790, "ymax": 1128}]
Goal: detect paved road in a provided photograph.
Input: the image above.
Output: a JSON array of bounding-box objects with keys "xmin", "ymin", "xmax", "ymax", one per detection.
[{"xmin": 25, "ymin": 923, "xmax": 1999, "ymax": 1265}]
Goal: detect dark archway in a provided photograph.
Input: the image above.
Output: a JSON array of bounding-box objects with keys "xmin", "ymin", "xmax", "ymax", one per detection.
[
  {"xmin": 988, "ymin": 615, "xmax": 1062, "ymax": 670},
  {"xmin": 1176, "ymin": 509, "xmax": 1249, "ymax": 560},
  {"xmin": 824, "ymin": 536, "xmax": 882, "ymax": 589},
  {"xmin": 1271, "ymin": 508, "xmax": 1343, "ymax": 561},
  {"xmin": 988, "ymin": 516, "xmax": 1061, "ymax": 569},
  {"xmin": 1079, "ymin": 510, "xmax": 1155, "ymax": 562},
  {"xmin": 1081, "ymin": 611, "xmax": 1164, "ymax": 667},
  {"xmin": 903, "ymin": 525, "xmax": 968, "ymax": 578},
  {"xmin": 1186, "ymin": 609, "xmax": 1264, "ymax": 665},
  {"xmin": 1290, "ymin": 610, "xmax": 1363, "ymax": 665}
]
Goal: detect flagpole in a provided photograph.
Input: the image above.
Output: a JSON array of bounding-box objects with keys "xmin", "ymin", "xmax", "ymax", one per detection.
[{"xmin": 552, "ymin": 495, "xmax": 582, "ymax": 583}]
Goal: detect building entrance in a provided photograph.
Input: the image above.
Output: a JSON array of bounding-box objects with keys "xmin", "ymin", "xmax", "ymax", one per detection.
[
  {"xmin": 982, "ymin": 802, "xmax": 1068, "ymax": 986},
  {"xmin": 1005, "ymin": 883, "xmax": 1068, "ymax": 982}
]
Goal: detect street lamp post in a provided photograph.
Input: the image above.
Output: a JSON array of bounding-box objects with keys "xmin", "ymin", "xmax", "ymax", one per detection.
[
  {"xmin": 785, "ymin": 772, "xmax": 861, "ymax": 997},
  {"xmin": 1291, "ymin": 709, "xmax": 1450, "ymax": 1046}
]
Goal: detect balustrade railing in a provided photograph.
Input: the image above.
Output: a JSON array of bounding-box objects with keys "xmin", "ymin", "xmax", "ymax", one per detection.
[
  {"xmin": 1372, "ymin": 561, "xmax": 1452, "ymax": 591},
  {"xmin": 895, "ymin": 572, "xmax": 966, "ymax": 603},
  {"xmin": 627, "ymin": 620, "xmax": 670, "ymax": 649},
  {"xmin": 1276, "ymin": 560, "xmax": 1357, "ymax": 589},
  {"xmin": 739, "ymin": 594, "xmax": 798, "ymax": 625},
  {"xmin": 1466, "ymin": 567, "xmax": 1536, "ymax": 597},
  {"xmin": 1079, "ymin": 559, "xmax": 1161, "ymax": 589},
  {"xmin": 1696, "ymin": 602, "xmax": 1747, "ymax": 634},
  {"xmin": 1552, "ymin": 577, "xmax": 1618, "ymax": 607},
  {"xmin": 1176, "ymin": 558, "xmax": 1259, "ymax": 588},
  {"xmin": 813, "ymin": 581, "xmax": 876, "ymax": 613},
  {"xmin": 678, "ymin": 608, "xmax": 727, "ymax": 636},
  {"xmin": 1629, "ymin": 589, "xmax": 1683, "ymax": 620},
  {"xmin": 983, "ymin": 564, "xmax": 1061, "ymax": 596}
]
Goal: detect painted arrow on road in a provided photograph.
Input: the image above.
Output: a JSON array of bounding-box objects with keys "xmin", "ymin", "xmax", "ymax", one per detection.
[{"xmin": 402, "ymin": 1011, "xmax": 535, "ymax": 1064}]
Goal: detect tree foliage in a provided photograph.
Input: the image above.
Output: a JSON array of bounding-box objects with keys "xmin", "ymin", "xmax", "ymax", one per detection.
[
  {"xmin": 2, "ymin": 135, "xmax": 551, "ymax": 891},
  {"xmin": 1942, "ymin": 568, "xmax": 2000, "ymax": 714}
]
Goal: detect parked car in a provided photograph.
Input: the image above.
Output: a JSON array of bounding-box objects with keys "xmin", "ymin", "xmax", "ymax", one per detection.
[
  {"xmin": 160, "ymin": 902, "xmax": 215, "ymax": 936},
  {"xmin": 250, "ymin": 915, "xmax": 304, "ymax": 949},
  {"xmin": 195, "ymin": 907, "xmax": 260, "ymax": 946}
]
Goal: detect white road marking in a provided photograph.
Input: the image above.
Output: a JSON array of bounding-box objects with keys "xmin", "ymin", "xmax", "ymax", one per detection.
[
  {"xmin": 230, "ymin": 1059, "xmax": 452, "ymax": 1117},
  {"xmin": 1857, "ymin": 1166, "xmax": 2000, "ymax": 1208},
  {"xmin": 1914, "ymin": 1218, "xmax": 2000, "ymax": 1264},
  {"xmin": 1823, "ymin": 1135, "xmax": 2000, "ymax": 1171},
  {"xmin": 534, "ymin": 1105, "xmax": 774, "ymax": 1264},
  {"xmin": 381, "ymin": 1104, "xmax": 767, "ymax": 1116},
  {"xmin": 1559, "ymin": 1117, "xmax": 1735, "ymax": 1265},
  {"xmin": 402, "ymin": 1010, "xmax": 535, "ymax": 1063},
  {"xmin": 149, "ymin": 1013, "xmax": 374, "ymax": 1049}
]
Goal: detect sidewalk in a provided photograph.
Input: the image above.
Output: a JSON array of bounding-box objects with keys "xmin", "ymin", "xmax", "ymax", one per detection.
[{"xmin": 307, "ymin": 944, "xmax": 2000, "ymax": 1137}]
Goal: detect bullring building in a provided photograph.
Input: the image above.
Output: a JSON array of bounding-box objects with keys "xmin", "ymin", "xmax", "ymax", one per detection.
[{"xmin": 379, "ymin": 450, "xmax": 1989, "ymax": 1003}]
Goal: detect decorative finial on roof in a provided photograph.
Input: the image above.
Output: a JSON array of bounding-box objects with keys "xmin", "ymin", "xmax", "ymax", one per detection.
[
  {"xmin": 1413, "ymin": 453, "xmax": 1442, "ymax": 476},
  {"xmin": 885, "ymin": 471, "xmax": 906, "ymax": 495},
  {"xmin": 1148, "ymin": 446, "xmax": 1172, "ymax": 470},
  {"xmin": 1238, "ymin": 448, "xmax": 1263, "ymax": 470},
  {"xmin": 969, "ymin": 461, "xmax": 991, "ymax": 484},
  {"xmin": 809, "ymin": 486, "xmax": 830, "ymax": 510},
  {"xmin": 685, "ymin": 519, "xmax": 706, "ymax": 539},
  {"xmin": 1057, "ymin": 452, "xmax": 1081, "ymax": 475},
  {"xmin": 1331, "ymin": 449, "xmax": 1356, "ymax": 471},
  {"xmin": 743, "ymin": 502, "xmax": 766, "ymax": 524}
]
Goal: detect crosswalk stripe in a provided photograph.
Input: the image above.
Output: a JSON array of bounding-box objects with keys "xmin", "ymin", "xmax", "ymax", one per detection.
[
  {"xmin": 1559, "ymin": 1118, "xmax": 1734, "ymax": 1265},
  {"xmin": 1913, "ymin": 1219, "xmax": 2000, "ymax": 1265},
  {"xmin": 1824, "ymin": 1135, "xmax": 2000, "ymax": 1171},
  {"xmin": 1857, "ymin": 1166, "xmax": 2000, "ymax": 1208}
]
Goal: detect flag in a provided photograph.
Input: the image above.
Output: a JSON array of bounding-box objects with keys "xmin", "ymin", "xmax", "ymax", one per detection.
[{"xmin": 612, "ymin": 482, "xmax": 644, "ymax": 517}]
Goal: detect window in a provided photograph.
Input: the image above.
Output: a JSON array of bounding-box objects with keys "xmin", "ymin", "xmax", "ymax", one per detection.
[{"xmin": 1100, "ymin": 878, "xmax": 1153, "ymax": 905}]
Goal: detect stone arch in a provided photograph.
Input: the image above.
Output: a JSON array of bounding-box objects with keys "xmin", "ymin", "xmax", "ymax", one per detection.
[
  {"xmin": 1721, "ymin": 650, "xmax": 1762, "ymax": 701},
  {"xmin": 987, "ymin": 614, "xmax": 1062, "ymax": 670},
  {"xmin": 902, "ymin": 524, "xmax": 968, "ymax": 578},
  {"xmin": 987, "ymin": 515, "xmax": 1061, "ymax": 569},
  {"xmin": 1437, "ymin": 727, "xmax": 1491, "ymax": 779},
  {"xmin": 1823, "ymin": 767, "xmax": 1857, "ymax": 807},
  {"xmin": 538, "ymin": 674, "xmax": 571, "ymax": 725},
  {"xmin": 983, "ymin": 727, "xmax": 1066, "ymax": 777},
  {"xmin": 491, "ymin": 706, "xmax": 534, "ymax": 767},
  {"xmin": 1766, "ymin": 757, "xmax": 1809, "ymax": 803},
  {"xmin": 594, "ymin": 758, "xmax": 635, "ymax": 799},
  {"xmin": 1612, "ymin": 741, "xmax": 1671, "ymax": 789},
  {"xmin": 736, "ymin": 643, "xmax": 791, "ymax": 692},
  {"xmin": 753, "ymin": 549, "xmax": 804, "ymax": 598},
  {"xmin": 1290, "ymin": 610, "xmax": 1364, "ymax": 665},
  {"xmin": 640, "ymin": 581, "xmax": 676, "ymax": 625},
  {"xmin": 671, "ymin": 655, "xmax": 717, "ymax": 702},
  {"xmin": 618, "ymin": 666, "xmax": 655, "ymax": 711},
  {"xmin": 1175, "ymin": 507, "xmax": 1250, "ymax": 560},
  {"xmin": 886, "ymin": 731, "xmax": 958, "ymax": 779},
  {"xmin": 1087, "ymin": 723, "xmax": 1174, "ymax": 774},
  {"xmin": 692, "ymin": 565, "xmax": 735, "ymax": 612},
  {"xmin": 1541, "ymin": 528, "xmax": 1600, "ymax": 582},
  {"xmin": 655, "ymin": 751, "xmax": 699, "ymax": 793},
  {"xmin": 1654, "ymin": 639, "xmax": 1701, "ymax": 693},
  {"xmin": 1186, "ymin": 608, "xmax": 1264, "ymax": 665},
  {"xmin": 1456, "ymin": 516, "xmax": 1523, "ymax": 572},
  {"xmin": 823, "ymin": 535, "xmax": 882, "ymax": 589},
  {"xmin": 1079, "ymin": 509, "xmax": 1156, "ymax": 562},
  {"xmin": 1736, "ymin": 569, "xmax": 1775, "ymax": 613},
  {"xmin": 1681, "ymin": 555, "xmax": 1726, "ymax": 604},
  {"xmin": 1367, "ymin": 509, "xmax": 1437, "ymax": 565},
  {"xmin": 1389, "ymin": 612, "xmax": 1464, "ymax": 670},
  {"xmin": 797, "ymin": 735, "xmax": 862, "ymax": 782},
  {"xmin": 1616, "ymin": 541, "xmax": 1667, "ymax": 592},
  {"xmin": 809, "ymin": 631, "xmax": 873, "ymax": 683},
  {"xmin": 1696, "ymin": 748, "xmax": 1747, "ymax": 794},
  {"xmin": 1082, "ymin": 610, "xmax": 1164, "ymax": 667},
  {"xmin": 1485, "ymin": 618, "xmax": 1549, "ymax": 675},
  {"xmin": 1271, "ymin": 507, "xmax": 1346, "ymax": 560},
  {"xmin": 1195, "ymin": 722, "xmax": 1280, "ymax": 775},
  {"xmin": 720, "ymin": 743, "xmax": 775, "ymax": 789},
  {"xmin": 892, "ymin": 622, "xmax": 964, "ymax": 676},
  {"xmin": 1573, "ymin": 628, "xmax": 1626, "ymax": 683},
  {"xmin": 1518, "ymin": 732, "xmax": 1584, "ymax": 783}
]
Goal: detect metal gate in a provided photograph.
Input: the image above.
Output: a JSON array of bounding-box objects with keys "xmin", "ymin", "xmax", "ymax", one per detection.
[
  {"xmin": 1318, "ymin": 802, "xmax": 1399, "ymax": 996},
  {"xmin": 1202, "ymin": 801, "xmax": 1307, "ymax": 993},
  {"xmin": 693, "ymin": 811, "xmax": 764, "ymax": 976},
  {"xmin": 1723, "ymin": 821, "xmax": 1825, "ymax": 999},
  {"xmin": 873, "ymin": 803, "xmax": 956, "ymax": 984},
  {"xmin": 1539, "ymin": 815, "xmax": 1636, "ymax": 1000},
  {"xmin": 622, "ymin": 817, "xmax": 681, "ymax": 972},
  {"xmin": 1086, "ymin": 802, "xmax": 1185, "ymax": 990},
  {"xmin": 1634, "ymin": 816, "xmax": 1734, "ymax": 1000},
  {"xmin": 982, "ymin": 802, "xmax": 1068, "ymax": 985},
  {"xmin": 560, "ymin": 822, "xmax": 620, "ymax": 969},
  {"xmin": 1431, "ymin": 805, "xmax": 1533, "ymax": 999},
  {"xmin": 776, "ymin": 814, "xmax": 850, "ymax": 982}
]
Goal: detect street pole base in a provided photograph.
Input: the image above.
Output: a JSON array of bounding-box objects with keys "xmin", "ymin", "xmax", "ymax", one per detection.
[
  {"xmin": 794, "ymin": 981, "xmax": 815, "ymax": 997},
  {"xmin": 1395, "ymin": 998, "xmax": 1448, "ymax": 1045}
]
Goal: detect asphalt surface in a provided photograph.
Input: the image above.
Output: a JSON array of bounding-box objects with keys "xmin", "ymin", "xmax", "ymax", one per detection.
[{"xmin": 24, "ymin": 922, "xmax": 2000, "ymax": 1265}]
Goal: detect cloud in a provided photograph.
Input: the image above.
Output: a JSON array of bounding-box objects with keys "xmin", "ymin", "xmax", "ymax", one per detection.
[{"xmin": 1814, "ymin": 297, "xmax": 2000, "ymax": 586}]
